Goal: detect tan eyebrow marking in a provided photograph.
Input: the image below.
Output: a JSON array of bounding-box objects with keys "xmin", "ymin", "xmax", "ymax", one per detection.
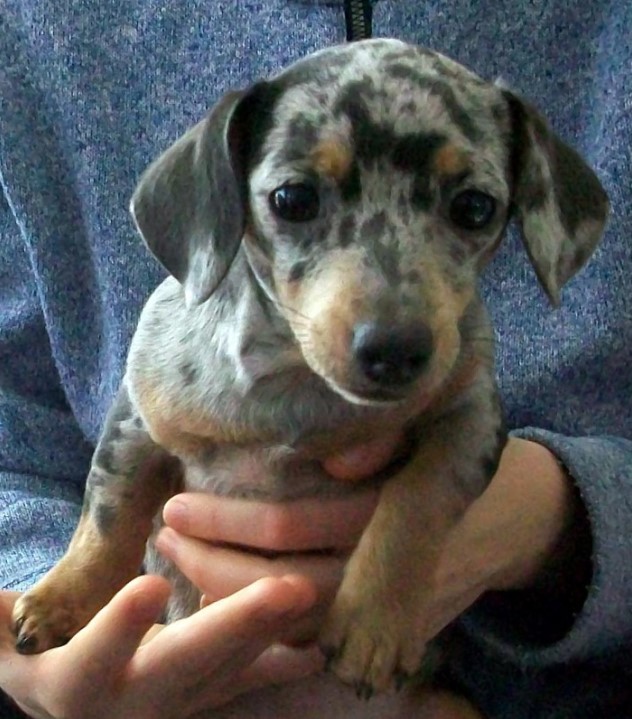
[
  {"xmin": 311, "ymin": 138, "xmax": 354, "ymax": 183},
  {"xmin": 434, "ymin": 143, "xmax": 470, "ymax": 178}
]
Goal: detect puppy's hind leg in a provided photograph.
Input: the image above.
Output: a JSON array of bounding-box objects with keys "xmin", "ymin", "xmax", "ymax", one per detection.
[{"xmin": 12, "ymin": 384, "xmax": 181, "ymax": 654}]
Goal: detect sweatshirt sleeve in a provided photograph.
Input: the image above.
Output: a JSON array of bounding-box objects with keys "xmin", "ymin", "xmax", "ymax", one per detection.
[
  {"xmin": 460, "ymin": 428, "xmax": 632, "ymax": 667},
  {"xmin": 0, "ymin": 192, "xmax": 90, "ymax": 590}
]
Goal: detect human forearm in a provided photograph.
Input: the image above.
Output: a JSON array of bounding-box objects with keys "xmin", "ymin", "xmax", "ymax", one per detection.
[
  {"xmin": 462, "ymin": 430, "xmax": 631, "ymax": 664},
  {"xmin": 442, "ymin": 438, "xmax": 591, "ymax": 597}
]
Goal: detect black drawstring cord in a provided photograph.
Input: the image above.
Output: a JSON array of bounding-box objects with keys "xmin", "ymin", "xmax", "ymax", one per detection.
[{"xmin": 344, "ymin": 0, "xmax": 373, "ymax": 41}]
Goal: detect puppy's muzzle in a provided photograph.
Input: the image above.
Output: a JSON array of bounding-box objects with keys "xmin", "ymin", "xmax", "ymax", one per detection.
[{"xmin": 352, "ymin": 321, "xmax": 433, "ymax": 390}]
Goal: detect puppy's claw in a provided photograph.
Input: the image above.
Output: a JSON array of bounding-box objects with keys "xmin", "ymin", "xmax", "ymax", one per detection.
[
  {"xmin": 15, "ymin": 632, "xmax": 38, "ymax": 655},
  {"xmin": 354, "ymin": 681, "xmax": 374, "ymax": 701},
  {"xmin": 321, "ymin": 644, "xmax": 339, "ymax": 672},
  {"xmin": 395, "ymin": 670, "xmax": 412, "ymax": 692},
  {"xmin": 13, "ymin": 615, "xmax": 40, "ymax": 655}
]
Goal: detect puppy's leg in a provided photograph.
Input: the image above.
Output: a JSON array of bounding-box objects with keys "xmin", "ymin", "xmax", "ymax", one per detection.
[
  {"xmin": 12, "ymin": 384, "xmax": 179, "ymax": 654},
  {"xmin": 320, "ymin": 370, "xmax": 506, "ymax": 694}
]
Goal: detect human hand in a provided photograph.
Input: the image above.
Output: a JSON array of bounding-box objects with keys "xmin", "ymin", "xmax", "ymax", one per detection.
[
  {"xmin": 157, "ymin": 487, "xmax": 380, "ymax": 644},
  {"xmin": 154, "ymin": 423, "xmax": 400, "ymax": 647},
  {"xmin": 0, "ymin": 574, "xmax": 317, "ymax": 719},
  {"xmin": 159, "ymin": 436, "xmax": 582, "ymax": 656},
  {"xmin": 152, "ymin": 435, "xmax": 579, "ymax": 719},
  {"xmin": 156, "ymin": 431, "xmax": 398, "ymax": 644},
  {"xmin": 327, "ymin": 435, "xmax": 586, "ymax": 637}
]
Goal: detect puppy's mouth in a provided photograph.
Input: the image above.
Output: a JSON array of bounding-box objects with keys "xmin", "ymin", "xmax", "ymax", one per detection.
[{"xmin": 325, "ymin": 376, "xmax": 417, "ymax": 407}]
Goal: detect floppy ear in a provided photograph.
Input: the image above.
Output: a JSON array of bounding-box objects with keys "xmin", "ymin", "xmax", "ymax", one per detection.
[
  {"xmin": 504, "ymin": 91, "xmax": 609, "ymax": 305},
  {"xmin": 130, "ymin": 87, "xmax": 259, "ymax": 306}
]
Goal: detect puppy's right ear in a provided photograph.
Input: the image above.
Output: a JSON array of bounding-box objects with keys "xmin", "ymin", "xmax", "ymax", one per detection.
[
  {"xmin": 130, "ymin": 86, "xmax": 262, "ymax": 306},
  {"xmin": 503, "ymin": 91, "xmax": 609, "ymax": 305}
]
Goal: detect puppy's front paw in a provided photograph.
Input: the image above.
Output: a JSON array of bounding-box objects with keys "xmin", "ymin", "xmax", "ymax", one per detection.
[
  {"xmin": 11, "ymin": 571, "xmax": 106, "ymax": 655},
  {"xmin": 319, "ymin": 557, "xmax": 441, "ymax": 697},
  {"xmin": 319, "ymin": 553, "xmax": 444, "ymax": 699},
  {"xmin": 12, "ymin": 588, "xmax": 79, "ymax": 654}
]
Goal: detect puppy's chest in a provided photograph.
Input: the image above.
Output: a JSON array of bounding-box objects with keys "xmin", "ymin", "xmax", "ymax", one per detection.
[
  {"xmin": 151, "ymin": 373, "xmax": 396, "ymax": 499},
  {"xmin": 136, "ymin": 347, "xmax": 365, "ymax": 448},
  {"xmin": 182, "ymin": 443, "xmax": 357, "ymax": 500}
]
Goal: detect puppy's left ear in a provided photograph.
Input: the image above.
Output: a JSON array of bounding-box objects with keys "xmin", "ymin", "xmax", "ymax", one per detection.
[
  {"xmin": 130, "ymin": 85, "xmax": 264, "ymax": 306},
  {"xmin": 504, "ymin": 91, "xmax": 609, "ymax": 305}
]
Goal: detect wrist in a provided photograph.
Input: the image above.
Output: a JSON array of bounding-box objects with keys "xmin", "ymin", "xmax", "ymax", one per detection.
[
  {"xmin": 497, "ymin": 439, "xmax": 591, "ymax": 598},
  {"xmin": 456, "ymin": 439, "xmax": 594, "ymax": 647},
  {"xmin": 438, "ymin": 439, "xmax": 589, "ymax": 597}
]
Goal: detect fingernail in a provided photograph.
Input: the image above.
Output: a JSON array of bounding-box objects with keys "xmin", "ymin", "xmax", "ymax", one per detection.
[
  {"xmin": 128, "ymin": 578, "xmax": 170, "ymax": 625},
  {"xmin": 163, "ymin": 497, "xmax": 189, "ymax": 531},
  {"xmin": 254, "ymin": 580, "xmax": 306, "ymax": 622},
  {"xmin": 279, "ymin": 577, "xmax": 317, "ymax": 618}
]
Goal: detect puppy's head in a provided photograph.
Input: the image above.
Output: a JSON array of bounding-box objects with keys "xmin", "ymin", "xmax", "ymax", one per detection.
[{"xmin": 131, "ymin": 39, "xmax": 608, "ymax": 406}]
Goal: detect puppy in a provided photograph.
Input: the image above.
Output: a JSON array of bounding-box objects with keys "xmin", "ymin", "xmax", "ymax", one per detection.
[{"xmin": 13, "ymin": 39, "xmax": 608, "ymax": 695}]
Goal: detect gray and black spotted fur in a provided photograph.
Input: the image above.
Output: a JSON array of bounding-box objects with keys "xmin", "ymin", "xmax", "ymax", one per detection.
[{"xmin": 13, "ymin": 39, "xmax": 608, "ymax": 695}]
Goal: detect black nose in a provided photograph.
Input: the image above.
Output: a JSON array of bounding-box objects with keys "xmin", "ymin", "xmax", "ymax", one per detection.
[{"xmin": 352, "ymin": 321, "xmax": 433, "ymax": 388}]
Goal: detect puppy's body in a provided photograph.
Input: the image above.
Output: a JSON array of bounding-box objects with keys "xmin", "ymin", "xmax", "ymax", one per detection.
[
  {"xmin": 134, "ymin": 250, "xmax": 496, "ymax": 623},
  {"xmin": 13, "ymin": 39, "xmax": 608, "ymax": 694}
]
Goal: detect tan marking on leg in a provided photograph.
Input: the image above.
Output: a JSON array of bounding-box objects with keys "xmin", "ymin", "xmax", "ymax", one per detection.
[{"xmin": 12, "ymin": 453, "xmax": 180, "ymax": 653}]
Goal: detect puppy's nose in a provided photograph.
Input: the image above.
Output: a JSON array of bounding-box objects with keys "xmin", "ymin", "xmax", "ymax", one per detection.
[{"xmin": 352, "ymin": 321, "xmax": 433, "ymax": 388}]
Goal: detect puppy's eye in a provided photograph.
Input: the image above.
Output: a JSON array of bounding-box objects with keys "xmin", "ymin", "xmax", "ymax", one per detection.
[
  {"xmin": 450, "ymin": 190, "xmax": 496, "ymax": 230},
  {"xmin": 269, "ymin": 183, "xmax": 320, "ymax": 223}
]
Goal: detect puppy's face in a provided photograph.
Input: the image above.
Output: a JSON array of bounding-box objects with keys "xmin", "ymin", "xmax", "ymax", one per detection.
[
  {"xmin": 245, "ymin": 42, "xmax": 513, "ymax": 405},
  {"xmin": 131, "ymin": 39, "xmax": 608, "ymax": 407}
]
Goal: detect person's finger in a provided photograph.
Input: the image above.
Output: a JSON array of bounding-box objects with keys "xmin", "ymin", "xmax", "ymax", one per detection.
[
  {"xmin": 58, "ymin": 575, "xmax": 171, "ymax": 690},
  {"xmin": 155, "ymin": 528, "xmax": 344, "ymax": 605},
  {"xmin": 0, "ymin": 577, "xmax": 170, "ymax": 718},
  {"xmin": 163, "ymin": 490, "xmax": 378, "ymax": 552},
  {"xmin": 0, "ymin": 593, "xmax": 36, "ymax": 700},
  {"xmin": 134, "ymin": 575, "xmax": 316, "ymax": 696},
  {"xmin": 209, "ymin": 643, "xmax": 324, "ymax": 706},
  {"xmin": 0, "ymin": 591, "xmax": 21, "ymax": 645}
]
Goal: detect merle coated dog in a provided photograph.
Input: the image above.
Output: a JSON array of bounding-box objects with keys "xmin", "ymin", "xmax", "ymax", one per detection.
[{"xmin": 13, "ymin": 39, "xmax": 608, "ymax": 695}]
